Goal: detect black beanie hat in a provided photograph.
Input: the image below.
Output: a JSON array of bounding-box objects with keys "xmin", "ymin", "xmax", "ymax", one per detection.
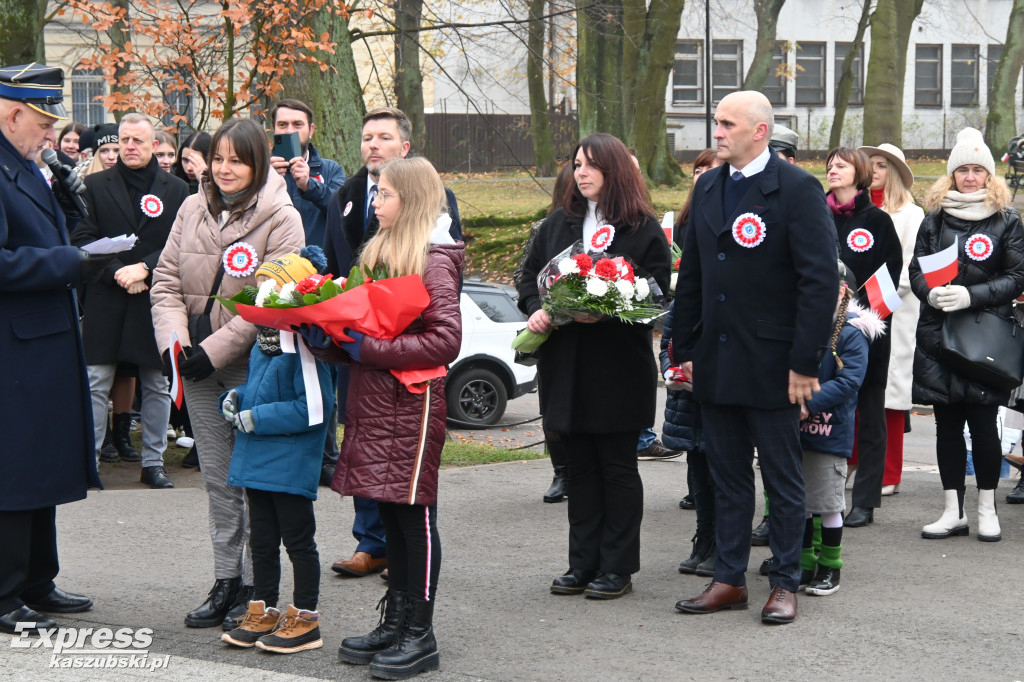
[{"xmin": 91, "ymin": 123, "xmax": 118, "ymax": 152}]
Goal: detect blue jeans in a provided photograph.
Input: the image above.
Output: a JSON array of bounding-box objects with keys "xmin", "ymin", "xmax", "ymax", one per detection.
[{"xmin": 636, "ymin": 428, "xmax": 657, "ymax": 451}]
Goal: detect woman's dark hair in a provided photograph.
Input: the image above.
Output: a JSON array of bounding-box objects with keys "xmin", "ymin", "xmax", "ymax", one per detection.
[
  {"xmin": 674, "ymin": 148, "xmax": 719, "ymax": 238},
  {"xmin": 547, "ymin": 162, "xmax": 576, "ymax": 216},
  {"xmin": 205, "ymin": 119, "xmax": 270, "ymax": 215},
  {"xmin": 562, "ymin": 133, "xmax": 654, "ymax": 232},
  {"xmin": 58, "ymin": 122, "xmax": 87, "ymax": 146},
  {"xmin": 172, "ymin": 131, "xmax": 212, "ymax": 181},
  {"xmin": 826, "ymin": 146, "xmax": 873, "ymax": 191}
]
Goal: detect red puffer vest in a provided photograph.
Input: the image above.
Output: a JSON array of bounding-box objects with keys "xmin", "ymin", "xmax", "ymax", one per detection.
[{"xmin": 332, "ymin": 243, "xmax": 465, "ymax": 506}]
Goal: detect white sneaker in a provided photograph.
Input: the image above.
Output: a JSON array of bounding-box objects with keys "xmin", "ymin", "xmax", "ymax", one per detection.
[
  {"xmin": 176, "ymin": 436, "xmax": 195, "ymax": 449},
  {"xmin": 881, "ymin": 484, "xmax": 900, "ymax": 496},
  {"xmin": 166, "ymin": 425, "xmax": 178, "ymax": 440}
]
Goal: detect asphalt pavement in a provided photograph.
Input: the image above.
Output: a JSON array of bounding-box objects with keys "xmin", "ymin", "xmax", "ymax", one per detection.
[{"xmin": 3, "ymin": 399, "xmax": 1024, "ymax": 681}]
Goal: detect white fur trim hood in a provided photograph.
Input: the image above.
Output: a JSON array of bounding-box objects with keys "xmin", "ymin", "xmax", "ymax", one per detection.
[{"xmin": 846, "ymin": 299, "xmax": 887, "ymax": 341}]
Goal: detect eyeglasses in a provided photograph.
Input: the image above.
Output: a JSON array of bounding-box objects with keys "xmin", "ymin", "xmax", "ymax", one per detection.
[{"xmin": 376, "ymin": 189, "xmax": 399, "ymax": 204}]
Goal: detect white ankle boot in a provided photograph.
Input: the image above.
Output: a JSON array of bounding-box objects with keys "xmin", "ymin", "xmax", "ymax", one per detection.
[
  {"xmin": 922, "ymin": 489, "xmax": 969, "ymax": 539},
  {"xmin": 977, "ymin": 489, "xmax": 1002, "ymax": 542}
]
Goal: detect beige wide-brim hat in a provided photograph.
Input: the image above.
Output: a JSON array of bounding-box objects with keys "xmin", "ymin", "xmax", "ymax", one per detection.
[{"xmin": 858, "ymin": 143, "xmax": 914, "ymax": 189}]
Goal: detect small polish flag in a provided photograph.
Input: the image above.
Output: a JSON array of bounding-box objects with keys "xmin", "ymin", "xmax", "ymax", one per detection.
[
  {"xmin": 661, "ymin": 211, "xmax": 675, "ymax": 245},
  {"xmin": 1002, "ymin": 152, "xmax": 1011, "ymax": 163},
  {"xmin": 919, "ymin": 236, "xmax": 959, "ymax": 289},
  {"xmin": 863, "ymin": 264, "xmax": 902, "ymax": 319},
  {"xmin": 169, "ymin": 331, "xmax": 185, "ymax": 409}
]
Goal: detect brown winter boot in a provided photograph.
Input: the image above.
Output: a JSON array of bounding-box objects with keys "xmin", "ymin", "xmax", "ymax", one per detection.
[
  {"xmin": 255, "ymin": 604, "xmax": 323, "ymax": 653},
  {"xmin": 220, "ymin": 601, "xmax": 281, "ymax": 648}
]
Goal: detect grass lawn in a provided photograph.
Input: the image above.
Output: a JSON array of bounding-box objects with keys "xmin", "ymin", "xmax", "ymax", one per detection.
[{"xmin": 448, "ymin": 157, "xmax": 959, "ymax": 283}]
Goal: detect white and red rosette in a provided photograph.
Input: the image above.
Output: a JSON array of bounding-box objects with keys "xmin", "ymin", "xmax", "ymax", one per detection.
[
  {"xmin": 343, "ymin": 201, "xmax": 353, "ymax": 217},
  {"xmin": 313, "ymin": 174, "xmax": 324, "ymax": 183},
  {"xmin": 590, "ymin": 224, "xmax": 615, "ymax": 252},
  {"xmin": 140, "ymin": 194, "xmax": 164, "ymax": 218},
  {"xmin": 965, "ymin": 234, "xmax": 994, "ymax": 261},
  {"xmin": 846, "ymin": 228, "xmax": 874, "ymax": 253},
  {"xmin": 223, "ymin": 241, "xmax": 259, "ymax": 278},
  {"xmin": 732, "ymin": 213, "xmax": 766, "ymax": 248}
]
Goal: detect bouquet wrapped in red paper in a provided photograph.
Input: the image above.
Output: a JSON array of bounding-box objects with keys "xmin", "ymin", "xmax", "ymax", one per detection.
[
  {"xmin": 511, "ymin": 241, "xmax": 665, "ymax": 353},
  {"xmin": 217, "ymin": 265, "xmax": 446, "ymax": 392}
]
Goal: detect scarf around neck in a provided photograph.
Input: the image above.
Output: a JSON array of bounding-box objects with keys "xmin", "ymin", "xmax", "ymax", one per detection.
[
  {"xmin": 940, "ymin": 189, "xmax": 998, "ymax": 221},
  {"xmin": 870, "ymin": 187, "xmax": 885, "ymax": 209},
  {"xmin": 827, "ymin": 190, "xmax": 861, "ymax": 217}
]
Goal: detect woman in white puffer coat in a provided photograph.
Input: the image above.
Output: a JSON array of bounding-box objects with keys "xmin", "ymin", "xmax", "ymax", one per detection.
[{"xmin": 859, "ymin": 143, "xmax": 925, "ymax": 497}]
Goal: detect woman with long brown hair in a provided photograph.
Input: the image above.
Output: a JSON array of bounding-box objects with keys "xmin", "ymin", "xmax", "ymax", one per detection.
[{"xmin": 517, "ymin": 133, "xmax": 670, "ymax": 599}]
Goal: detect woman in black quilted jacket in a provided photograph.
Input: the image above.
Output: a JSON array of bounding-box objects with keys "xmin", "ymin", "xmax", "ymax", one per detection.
[{"xmin": 909, "ymin": 127, "xmax": 1024, "ymax": 543}]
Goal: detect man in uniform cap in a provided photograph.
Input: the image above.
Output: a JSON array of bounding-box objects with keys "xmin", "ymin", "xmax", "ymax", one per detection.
[{"xmin": 0, "ymin": 63, "xmax": 113, "ymax": 635}]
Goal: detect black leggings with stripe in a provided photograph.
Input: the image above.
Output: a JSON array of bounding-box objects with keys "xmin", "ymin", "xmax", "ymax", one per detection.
[{"xmin": 378, "ymin": 502, "xmax": 441, "ymax": 601}]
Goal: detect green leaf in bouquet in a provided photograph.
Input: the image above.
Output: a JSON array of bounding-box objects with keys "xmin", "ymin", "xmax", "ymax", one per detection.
[
  {"xmin": 302, "ymin": 293, "xmax": 319, "ymax": 305},
  {"xmin": 343, "ymin": 266, "xmax": 366, "ymax": 292},
  {"xmin": 213, "ymin": 285, "xmax": 259, "ymax": 315},
  {"xmin": 319, "ymin": 277, "xmax": 342, "ymax": 300}
]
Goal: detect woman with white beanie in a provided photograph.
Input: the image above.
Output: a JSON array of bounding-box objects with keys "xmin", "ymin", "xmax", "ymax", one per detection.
[
  {"xmin": 909, "ymin": 127, "xmax": 1024, "ymax": 542},
  {"xmin": 859, "ymin": 143, "xmax": 925, "ymax": 496}
]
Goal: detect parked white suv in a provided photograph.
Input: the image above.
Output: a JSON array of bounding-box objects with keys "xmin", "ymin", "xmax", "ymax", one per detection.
[{"xmin": 447, "ymin": 281, "xmax": 538, "ymax": 427}]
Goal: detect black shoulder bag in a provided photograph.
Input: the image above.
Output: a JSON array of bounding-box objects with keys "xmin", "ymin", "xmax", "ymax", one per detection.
[{"xmin": 188, "ymin": 266, "xmax": 226, "ymax": 347}]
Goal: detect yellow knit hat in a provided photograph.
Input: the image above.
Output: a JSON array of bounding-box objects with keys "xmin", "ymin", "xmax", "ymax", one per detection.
[{"xmin": 254, "ymin": 253, "xmax": 317, "ymax": 287}]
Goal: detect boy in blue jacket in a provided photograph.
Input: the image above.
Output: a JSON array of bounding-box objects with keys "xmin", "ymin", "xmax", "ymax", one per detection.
[
  {"xmin": 218, "ymin": 248, "xmax": 338, "ymax": 652},
  {"xmin": 798, "ymin": 262, "xmax": 883, "ymax": 596}
]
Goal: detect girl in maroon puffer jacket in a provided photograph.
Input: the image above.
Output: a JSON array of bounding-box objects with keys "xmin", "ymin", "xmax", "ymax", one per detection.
[{"xmin": 305, "ymin": 157, "xmax": 463, "ymax": 679}]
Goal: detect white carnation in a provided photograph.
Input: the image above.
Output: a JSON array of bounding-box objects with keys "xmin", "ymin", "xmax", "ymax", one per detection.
[
  {"xmin": 278, "ymin": 281, "xmax": 297, "ymax": 303},
  {"xmin": 255, "ymin": 279, "xmax": 277, "ymax": 307},
  {"xmin": 635, "ymin": 278, "xmax": 650, "ymax": 300},
  {"xmin": 614, "ymin": 279, "xmax": 634, "ymax": 299},
  {"xmin": 586, "ymin": 277, "xmax": 608, "ymax": 297},
  {"xmin": 557, "ymin": 258, "xmax": 580, "ymax": 276}
]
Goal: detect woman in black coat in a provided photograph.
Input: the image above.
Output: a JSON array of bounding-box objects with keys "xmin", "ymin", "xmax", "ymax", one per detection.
[
  {"xmin": 910, "ymin": 127, "xmax": 1024, "ymax": 543},
  {"xmin": 826, "ymin": 147, "xmax": 903, "ymax": 529},
  {"xmin": 517, "ymin": 133, "xmax": 670, "ymax": 599}
]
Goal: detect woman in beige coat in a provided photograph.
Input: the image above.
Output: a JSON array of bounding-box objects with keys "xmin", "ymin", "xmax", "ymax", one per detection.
[
  {"xmin": 151, "ymin": 118, "xmax": 305, "ymax": 631},
  {"xmin": 859, "ymin": 143, "xmax": 925, "ymax": 497}
]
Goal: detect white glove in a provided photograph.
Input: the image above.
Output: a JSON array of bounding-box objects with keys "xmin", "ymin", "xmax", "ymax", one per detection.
[
  {"xmin": 233, "ymin": 410, "xmax": 255, "ymax": 433},
  {"xmin": 927, "ymin": 287, "xmax": 944, "ymax": 309},
  {"xmin": 935, "ymin": 285, "xmax": 971, "ymax": 312},
  {"xmin": 221, "ymin": 389, "xmax": 239, "ymax": 421}
]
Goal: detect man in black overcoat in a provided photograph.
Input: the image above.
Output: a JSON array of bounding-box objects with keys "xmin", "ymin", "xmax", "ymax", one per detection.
[
  {"xmin": 0, "ymin": 63, "xmax": 112, "ymax": 635},
  {"xmin": 671, "ymin": 91, "xmax": 838, "ymax": 625},
  {"xmin": 321, "ymin": 107, "xmax": 462, "ymax": 578},
  {"xmin": 71, "ymin": 113, "xmax": 189, "ymax": 489}
]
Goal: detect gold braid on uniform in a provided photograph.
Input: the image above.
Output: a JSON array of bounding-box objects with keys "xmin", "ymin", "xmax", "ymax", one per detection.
[{"xmin": 831, "ymin": 287, "xmax": 853, "ymax": 370}]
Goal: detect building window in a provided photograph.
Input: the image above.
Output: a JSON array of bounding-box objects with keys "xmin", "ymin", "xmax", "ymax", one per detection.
[
  {"xmin": 834, "ymin": 42, "xmax": 864, "ymax": 106},
  {"xmin": 915, "ymin": 44, "xmax": 942, "ymax": 107},
  {"xmin": 762, "ymin": 42, "xmax": 787, "ymax": 106},
  {"xmin": 950, "ymin": 44, "xmax": 979, "ymax": 107},
  {"xmin": 712, "ymin": 40, "xmax": 743, "ymax": 103},
  {"xmin": 795, "ymin": 42, "xmax": 826, "ymax": 106},
  {"xmin": 672, "ymin": 40, "xmax": 703, "ymax": 104},
  {"xmin": 161, "ymin": 76, "xmax": 194, "ymax": 130},
  {"xmin": 70, "ymin": 67, "xmax": 106, "ymax": 125}
]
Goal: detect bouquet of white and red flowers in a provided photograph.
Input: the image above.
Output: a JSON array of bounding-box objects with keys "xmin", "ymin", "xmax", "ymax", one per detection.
[{"xmin": 512, "ymin": 241, "xmax": 664, "ymax": 353}]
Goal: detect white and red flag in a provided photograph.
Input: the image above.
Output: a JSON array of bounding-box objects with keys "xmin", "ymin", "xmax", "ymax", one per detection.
[
  {"xmin": 169, "ymin": 331, "xmax": 185, "ymax": 409},
  {"xmin": 918, "ymin": 236, "xmax": 959, "ymax": 289},
  {"xmin": 863, "ymin": 264, "xmax": 903, "ymax": 318}
]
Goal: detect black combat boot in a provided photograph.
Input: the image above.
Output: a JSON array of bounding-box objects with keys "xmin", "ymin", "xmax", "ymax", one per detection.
[
  {"xmin": 112, "ymin": 413, "xmax": 141, "ymax": 462},
  {"xmin": 369, "ymin": 596, "xmax": 439, "ymax": 679},
  {"xmin": 184, "ymin": 577, "xmax": 240, "ymax": 628},
  {"xmin": 339, "ymin": 590, "xmax": 407, "ymax": 665}
]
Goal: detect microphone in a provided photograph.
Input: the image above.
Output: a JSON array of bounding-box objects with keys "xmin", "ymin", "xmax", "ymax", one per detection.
[{"xmin": 41, "ymin": 148, "xmax": 88, "ymax": 218}]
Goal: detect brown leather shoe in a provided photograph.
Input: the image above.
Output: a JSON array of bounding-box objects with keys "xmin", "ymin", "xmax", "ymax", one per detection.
[
  {"xmin": 761, "ymin": 585, "xmax": 797, "ymax": 624},
  {"xmin": 331, "ymin": 552, "xmax": 387, "ymax": 577},
  {"xmin": 675, "ymin": 581, "xmax": 748, "ymax": 614}
]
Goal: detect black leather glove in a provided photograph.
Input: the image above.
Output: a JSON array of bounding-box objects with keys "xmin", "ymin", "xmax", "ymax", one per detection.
[
  {"xmin": 78, "ymin": 249, "xmax": 116, "ymax": 284},
  {"xmin": 179, "ymin": 347, "xmax": 215, "ymax": 382},
  {"xmin": 53, "ymin": 166, "xmax": 86, "ymax": 219}
]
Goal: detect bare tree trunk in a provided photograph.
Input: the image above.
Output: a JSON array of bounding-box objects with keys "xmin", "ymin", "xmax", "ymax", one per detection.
[
  {"xmin": 527, "ymin": 0, "xmax": 556, "ymax": 175},
  {"xmin": 829, "ymin": 0, "xmax": 873, "ymax": 148},
  {"xmin": 279, "ymin": 6, "xmax": 366, "ymax": 175},
  {"xmin": 742, "ymin": 0, "xmax": 786, "ymax": 89},
  {"xmin": 576, "ymin": 0, "xmax": 625, "ymax": 138},
  {"xmin": 0, "ymin": 0, "xmax": 46, "ymax": 64},
  {"xmin": 862, "ymin": 0, "xmax": 924, "ymax": 146},
  {"xmin": 394, "ymin": 0, "xmax": 426, "ymax": 152},
  {"xmin": 985, "ymin": 0, "xmax": 1024, "ymax": 153}
]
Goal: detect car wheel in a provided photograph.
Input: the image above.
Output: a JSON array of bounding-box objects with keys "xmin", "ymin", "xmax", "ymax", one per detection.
[{"xmin": 447, "ymin": 368, "xmax": 508, "ymax": 427}]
